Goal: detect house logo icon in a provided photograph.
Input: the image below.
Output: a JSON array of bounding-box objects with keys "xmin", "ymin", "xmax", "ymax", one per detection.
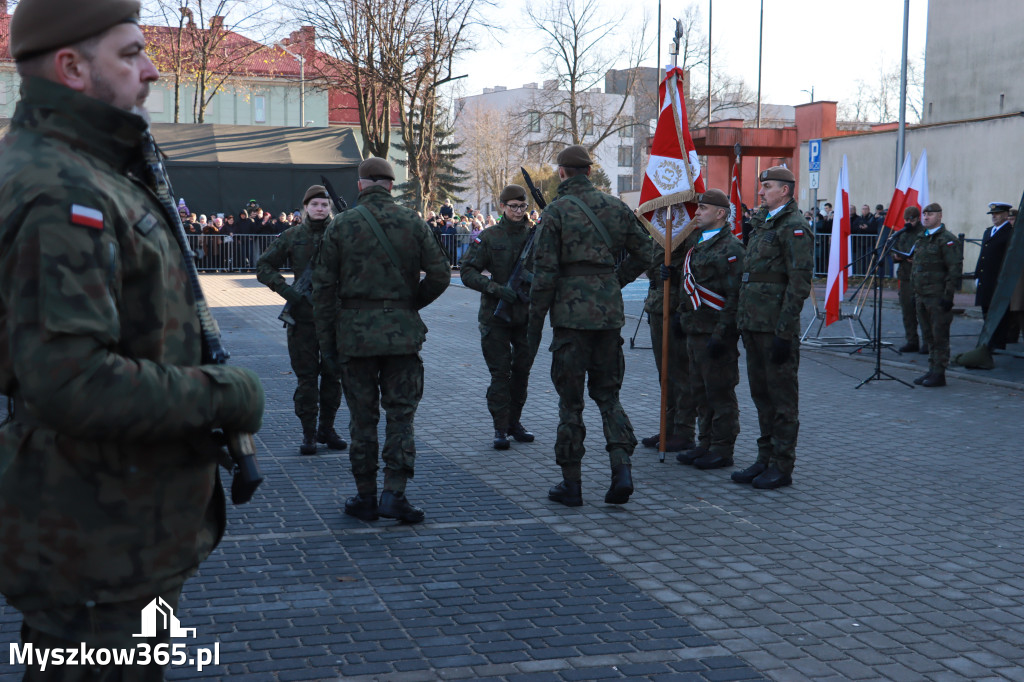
[{"xmin": 132, "ymin": 597, "xmax": 197, "ymax": 639}]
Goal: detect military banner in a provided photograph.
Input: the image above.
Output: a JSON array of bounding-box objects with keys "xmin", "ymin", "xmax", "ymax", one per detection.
[{"xmin": 637, "ymin": 66, "xmax": 704, "ymax": 250}]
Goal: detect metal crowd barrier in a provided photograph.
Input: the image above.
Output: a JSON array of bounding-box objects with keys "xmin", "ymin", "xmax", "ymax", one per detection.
[
  {"xmin": 812, "ymin": 233, "xmax": 895, "ymax": 278},
  {"xmin": 438, "ymin": 233, "xmax": 474, "ymax": 267},
  {"xmin": 189, "ymin": 233, "xmax": 282, "ymax": 272}
]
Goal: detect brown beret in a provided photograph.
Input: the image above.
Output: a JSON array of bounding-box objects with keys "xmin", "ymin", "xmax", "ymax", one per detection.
[
  {"xmin": 303, "ymin": 185, "xmax": 329, "ymax": 205},
  {"xmin": 556, "ymin": 144, "xmax": 593, "ymax": 168},
  {"xmin": 903, "ymin": 206, "xmax": 920, "ymax": 220},
  {"xmin": 759, "ymin": 166, "xmax": 795, "ymax": 183},
  {"xmin": 922, "ymin": 203, "xmax": 942, "ymax": 213},
  {"xmin": 499, "ymin": 184, "xmax": 527, "ymax": 204},
  {"xmin": 358, "ymin": 157, "xmax": 395, "ymax": 181},
  {"xmin": 10, "ymin": 0, "xmax": 141, "ymax": 61},
  {"xmin": 697, "ymin": 188, "xmax": 730, "ymax": 209}
]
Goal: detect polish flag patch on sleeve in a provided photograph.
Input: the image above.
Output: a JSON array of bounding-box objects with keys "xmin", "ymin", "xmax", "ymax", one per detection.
[
  {"xmin": 727, "ymin": 255, "xmax": 738, "ymax": 263},
  {"xmin": 946, "ymin": 241, "xmax": 955, "ymax": 246},
  {"xmin": 70, "ymin": 204, "xmax": 104, "ymax": 230},
  {"xmin": 793, "ymin": 229, "xmax": 805, "ymax": 237}
]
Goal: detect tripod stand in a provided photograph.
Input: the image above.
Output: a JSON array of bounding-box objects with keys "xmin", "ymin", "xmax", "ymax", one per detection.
[{"xmin": 854, "ymin": 232, "xmax": 914, "ymax": 389}]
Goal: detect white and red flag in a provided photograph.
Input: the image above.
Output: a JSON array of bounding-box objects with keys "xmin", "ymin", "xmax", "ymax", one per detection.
[
  {"xmin": 883, "ymin": 153, "xmax": 913, "ymax": 232},
  {"xmin": 824, "ymin": 155, "xmax": 851, "ymax": 326},
  {"xmin": 902, "ymin": 150, "xmax": 929, "ymax": 215},
  {"xmin": 638, "ymin": 66, "xmax": 704, "ymax": 249},
  {"xmin": 729, "ymin": 156, "xmax": 743, "ymax": 237}
]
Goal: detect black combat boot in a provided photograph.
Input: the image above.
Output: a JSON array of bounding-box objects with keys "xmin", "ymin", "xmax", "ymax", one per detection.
[
  {"xmin": 344, "ymin": 493, "xmax": 379, "ymax": 521},
  {"xmin": 752, "ymin": 464, "xmax": 793, "ymax": 490},
  {"xmin": 664, "ymin": 434, "xmax": 697, "ymax": 453},
  {"xmin": 731, "ymin": 461, "xmax": 767, "ymax": 484},
  {"xmin": 641, "ymin": 433, "xmax": 660, "ymax": 448},
  {"xmin": 676, "ymin": 445, "xmax": 709, "ymax": 465},
  {"xmin": 913, "ymin": 371, "xmax": 934, "ymax": 385},
  {"xmin": 604, "ymin": 464, "xmax": 634, "ymax": 504},
  {"xmin": 509, "ymin": 422, "xmax": 535, "ymax": 443},
  {"xmin": 898, "ymin": 340, "xmax": 919, "ymax": 353},
  {"xmin": 548, "ymin": 479, "xmax": 583, "ymax": 507},
  {"xmin": 317, "ymin": 423, "xmax": 348, "ymax": 450},
  {"xmin": 921, "ymin": 370, "xmax": 946, "ymax": 387},
  {"xmin": 694, "ymin": 451, "xmax": 734, "ymax": 470},
  {"xmin": 300, "ymin": 428, "xmax": 317, "ymax": 455},
  {"xmin": 493, "ymin": 430, "xmax": 511, "ymax": 450},
  {"xmin": 378, "ymin": 491, "xmax": 425, "ymax": 524}
]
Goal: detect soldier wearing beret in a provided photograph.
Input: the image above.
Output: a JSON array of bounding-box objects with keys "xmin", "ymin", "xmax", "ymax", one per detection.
[
  {"xmin": 732, "ymin": 166, "xmax": 813, "ymax": 490},
  {"xmin": 973, "ymin": 201, "xmax": 1014, "ymax": 350},
  {"xmin": 892, "ymin": 206, "xmax": 927, "ymax": 354},
  {"xmin": 460, "ymin": 184, "xmax": 538, "ymax": 450},
  {"xmin": 257, "ymin": 185, "xmax": 347, "ymax": 455},
  {"xmin": 313, "ymin": 157, "xmax": 450, "ymax": 524},
  {"xmin": 0, "ymin": 0, "xmax": 266, "ymax": 675},
  {"xmin": 528, "ymin": 144, "xmax": 652, "ymax": 507},
  {"xmin": 672, "ymin": 189, "xmax": 745, "ymax": 470},
  {"xmin": 911, "ymin": 203, "xmax": 963, "ymax": 387}
]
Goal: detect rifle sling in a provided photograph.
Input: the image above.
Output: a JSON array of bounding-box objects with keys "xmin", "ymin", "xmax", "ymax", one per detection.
[
  {"xmin": 564, "ymin": 195, "xmax": 613, "ymax": 249},
  {"xmin": 352, "ymin": 204, "xmax": 413, "ymax": 299}
]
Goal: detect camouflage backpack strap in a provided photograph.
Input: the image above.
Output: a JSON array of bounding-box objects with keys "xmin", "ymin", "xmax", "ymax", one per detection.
[
  {"xmin": 563, "ymin": 195, "xmax": 613, "ymax": 249},
  {"xmin": 353, "ymin": 204, "xmax": 401, "ymax": 269}
]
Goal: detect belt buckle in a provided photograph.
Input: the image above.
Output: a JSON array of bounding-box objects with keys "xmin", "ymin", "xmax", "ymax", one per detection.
[{"xmin": 741, "ymin": 272, "xmax": 750, "ymax": 283}]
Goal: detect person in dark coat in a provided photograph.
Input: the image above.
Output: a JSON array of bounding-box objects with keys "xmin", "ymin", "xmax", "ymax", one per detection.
[{"xmin": 974, "ymin": 201, "xmax": 1014, "ymax": 349}]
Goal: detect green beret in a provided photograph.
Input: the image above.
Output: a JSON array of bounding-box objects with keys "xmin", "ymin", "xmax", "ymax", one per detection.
[
  {"xmin": 358, "ymin": 157, "xmax": 395, "ymax": 181},
  {"xmin": 303, "ymin": 185, "xmax": 329, "ymax": 205},
  {"xmin": 922, "ymin": 203, "xmax": 942, "ymax": 213},
  {"xmin": 499, "ymin": 184, "xmax": 527, "ymax": 204},
  {"xmin": 697, "ymin": 188, "xmax": 730, "ymax": 209},
  {"xmin": 10, "ymin": 0, "xmax": 141, "ymax": 61},
  {"xmin": 759, "ymin": 166, "xmax": 795, "ymax": 183},
  {"xmin": 556, "ymin": 144, "xmax": 593, "ymax": 168}
]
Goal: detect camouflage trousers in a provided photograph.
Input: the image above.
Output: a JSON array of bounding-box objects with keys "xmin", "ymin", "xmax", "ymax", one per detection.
[
  {"xmin": 741, "ymin": 331, "xmax": 800, "ymax": 474},
  {"xmin": 19, "ymin": 588, "xmax": 181, "ymax": 681},
  {"xmin": 339, "ymin": 354, "xmax": 423, "ymax": 495},
  {"xmin": 649, "ymin": 310, "xmax": 700, "ymax": 441},
  {"xmin": 916, "ymin": 297, "xmax": 953, "ymax": 370},
  {"xmin": 686, "ymin": 333, "xmax": 740, "ymax": 456},
  {"xmin": 479, "ymin": 323, "xmax": 534, "ymax": 430},
  {"xmin": 550, "ymin": 328, "xmax": 637, "ymax": 480},
  {"xmin": 287, "ymin": 321, "xmax": 343, "ymax": 431},
  {"xmin": 898, "ymin": 278, "xmax": 919, "ymax": 345}
]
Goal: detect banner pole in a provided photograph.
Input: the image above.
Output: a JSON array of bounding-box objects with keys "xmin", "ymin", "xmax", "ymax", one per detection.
[{"xmin": 659, "ymin": 210, "xmax": 673, "ymax": 463}]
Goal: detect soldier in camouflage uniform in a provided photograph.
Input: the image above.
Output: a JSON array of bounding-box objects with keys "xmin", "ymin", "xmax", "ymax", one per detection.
[
  {"xmin": 893, "ymin": 206, "xmax": 927, "ymax": 353},
  {"xmin": 313, "ymin": 157, "xmax": 450, "ymax": 524},
  {"xmin": 460, "ymin": 184, "xmax": 537, "ymax": 450},
  {"xmin": 732, "ymin": 167, "xmax": 813, "ymax": 490},
  {"xmin": 0, "ymin": 1, "xmax": 265, "ymax": 677},
  {"xmin": 527, "ymin": 145, "xmax": 652, "ymax": 507},
  {"xmin": 671, "ymin": 189, "xmax": 745, "ymax": 470},
  {"xmin": 911, "ymin": 203, "xmax": 964, "ymax": 387},
  {"xmin": 257, "ymin": 185, "xmax": 346, "ymax": 455}
]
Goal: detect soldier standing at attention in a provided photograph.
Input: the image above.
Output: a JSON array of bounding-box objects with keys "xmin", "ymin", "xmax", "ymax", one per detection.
[
  {"xmin": 670, "ymin": 189, "xmax": 745, "ymax": 470},
  {"xmin": 911, "ymin": 203, "xmax": 963, "ymax": 387},
  {"xmin": 0, "ymin": 0, "xmax": 265, "ymax": 676},
  {"xmin": 313, "ymin": 158, "xmax": 450, "ymax": 524},
  {"xmin": 973, "ymin": 201, "xmax": 1014, "ymax": 350},
  {"xmin": 527, "ymin": 145, "xmax": 652, "ymax": 507},
  {"xmin": 460, "ymin": 184, "xmax": 537, "ymax": 450},
  {"xmin": 257, "ymin": 185, "xmax": 347, "ymax": 455},
  {"xmin": 732, "ymin": 167, "xmax": 813, "ymax": 490},
  {"xmin": 893, "ymin": 206, "xmax": 927, "ymax": 354}
]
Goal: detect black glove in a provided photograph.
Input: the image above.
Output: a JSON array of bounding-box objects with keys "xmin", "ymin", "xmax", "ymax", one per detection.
[
  {"xmin": 280, "ymin": 285, "xmax": 303, "ymax": 304},
  {"xmin": 659, "ymin": 264, "xmax": 677, "ymax": 283},
  {"xmin": 498, "ymin": 285, "xmax": 518, "ymax": 304},
  {"xmin": 770, "ymin": 335, "xmax": 792, "ymax": 364},
  {"xmin": 706, "ymin": 336, "xmax": 726, "ymax": 359},
  {"xmin": 940, "ymin": 299, "xmax": 954, "ymax": 312},
  {"xmin": 670, "ymin": 311, "xmax": 684, "ymax": 339}
]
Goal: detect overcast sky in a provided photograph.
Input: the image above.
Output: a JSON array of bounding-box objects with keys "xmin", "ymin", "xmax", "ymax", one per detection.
[{"xmin": 449, "ymin": 0, "xmax": 929, "ymax": 110}]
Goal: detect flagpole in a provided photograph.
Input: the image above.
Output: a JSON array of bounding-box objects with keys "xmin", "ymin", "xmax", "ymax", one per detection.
[{"xmin": 896, "ymin": 0, "xmax": 910, "ymax": 181}]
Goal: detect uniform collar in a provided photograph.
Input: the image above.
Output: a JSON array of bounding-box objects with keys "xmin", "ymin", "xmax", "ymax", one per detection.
[
  {"xmin": 499, "ymin": 216, "xmax": 528, "ymax": 230},
  {"xmin": 557, "ymin": 174, "xmax": 594, "ymax": 196},
  {"xmin": 13, "ymin": 77, "xmax": 150, "ymax": 172},
  {"xmin": 925, "ymin": 224, "xmax": 944, "ymax": 236},
  {"xmin": 357, "ymin": 185, "xmax": 396, "ymax": 205}
]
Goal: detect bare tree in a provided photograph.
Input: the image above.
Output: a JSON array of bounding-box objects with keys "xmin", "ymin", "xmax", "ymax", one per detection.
[
  {"xmin": 838, "ymin": 55, "xmax": 924, "ymax": 124},
  {"xmin": 455, "ymin": 103, "xmax": 519, "ymax": 209}
]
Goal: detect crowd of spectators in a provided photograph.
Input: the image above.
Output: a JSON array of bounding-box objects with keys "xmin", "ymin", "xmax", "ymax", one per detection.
[
  {"xmin": 177, "ymin": 199, "xmax": 302, "ymax": 270},
  {"xmin": 419, "ymin": 198, "xmax": 540, "ymax": 267}
]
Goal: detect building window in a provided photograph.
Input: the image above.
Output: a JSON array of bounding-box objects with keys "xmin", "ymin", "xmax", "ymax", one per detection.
[
  {"xmin": 617, "ymin": 175, "xmax": 633, "ymax": 193},
  {"xmin": 254, "ymin": 95, "xmax": 266, "ymax": 123},
  {"xmin": 552, "ymin": 112, "xmax": 567, "ymax": 131},
  {"xmin": 619, "ymin": 123, "xmax": 633, "ymax": 138},
  {"xmin": 527, "ymin": 111, "xmax": 540, "ymax": 133},
  {"xmin": 618, "ymin": 146, "xmax": 632, "ymax": 167},
  {"xmin": 581, "ymin": 112, "xmax": 594, "ymax": 136}
]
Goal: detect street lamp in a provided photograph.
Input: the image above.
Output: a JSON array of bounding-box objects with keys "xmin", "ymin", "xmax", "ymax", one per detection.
[
  {"xmin": 801, "ymin": 86, "xmax": 815, "ymax": 103},
  {"xmin": 275, "ymin": 42, "xmax": 305, "ymax": 127}
]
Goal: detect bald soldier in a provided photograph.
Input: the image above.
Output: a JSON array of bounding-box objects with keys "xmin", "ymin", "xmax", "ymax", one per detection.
[
  {"xmin": 732, "ymin": 167, "xmax": 813, "ymax": 490},
  {"xmin": 0, "ymin": 0, "xmax": 265, "ymax": 678},
  {"xmin": 460, "ymin": 184, "xmax": 537, "ymax": 450}
]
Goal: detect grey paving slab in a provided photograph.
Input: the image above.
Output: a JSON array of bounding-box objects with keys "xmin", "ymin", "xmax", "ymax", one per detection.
[{"xmin": 1, "ymin": 272, "xmax": 1021, "ymax": 681}]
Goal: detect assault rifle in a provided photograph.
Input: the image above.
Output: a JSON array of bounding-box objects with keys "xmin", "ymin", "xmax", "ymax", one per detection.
[{"xmin": 493, "ymin": 167, "xmax": 546, "ymax": 323}]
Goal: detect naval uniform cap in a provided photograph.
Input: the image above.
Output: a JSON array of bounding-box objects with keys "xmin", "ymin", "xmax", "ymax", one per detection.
[{"xmin": 987, "ymin": 201, "xmax": 1012, "ymax": 214}]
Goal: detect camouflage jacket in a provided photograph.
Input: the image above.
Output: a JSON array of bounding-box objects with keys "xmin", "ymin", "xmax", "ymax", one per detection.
[
  {"xmin": 678, "ymin": 227, "xmax": 746, "ymax": 338},
  {"xmin": 459, "ymin": 215, "xmax": 532, "ymax": 327},
  {"xmin": 893, "ymin": 221, "xmax": 925, "ymax": 281},
  {"xmin": 911, "ymin": 225, "xmax": 963, "ymax": 300},
  {"xmin": 642, "ymin": 235, "xmax": 697, "ymax": 315},
  {"xmin": 313, "ymin": 185, "xmax": 450, "ymax": 357},
  {"xmin": 529, "ymin": 174, "xmax": 652, "ymax": 331},
  {"xmin": 256, "ymin": 216, "xmax": 329, "ymax": 323},
  {"xmin": 737, "ymin": 199, "xmax": 814, "ymax": 339},
  {"xmin": 0, "ymin": 78, "xmax": 254, "ymax": 612}
]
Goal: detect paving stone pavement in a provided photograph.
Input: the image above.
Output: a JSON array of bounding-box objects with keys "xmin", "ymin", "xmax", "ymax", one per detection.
[{"xmin": 1, "ymin": 272, "xmax": 1022, "ymax": 681}]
